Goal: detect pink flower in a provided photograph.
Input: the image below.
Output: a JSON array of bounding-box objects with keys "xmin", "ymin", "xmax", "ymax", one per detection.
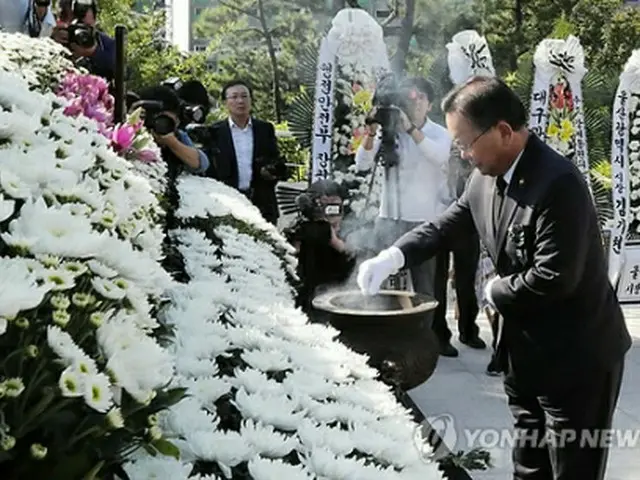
[
  {"xmin": 63, "ymin": 102, "xmax": 83, "ymax": 116},
  {"xmin": 137, "ymin": 149, "xmax": 158, "ymax": 163},
  {"xmin": 111, "ymin": 124, "xmax": 136, "ymax": 152}
]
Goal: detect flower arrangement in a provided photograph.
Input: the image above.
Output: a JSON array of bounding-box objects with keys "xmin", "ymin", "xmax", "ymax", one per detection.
[
  {"xmin": 3, "ymin": 31, "xmax": 452, "ymax": 480},
  {"xmin": 124, "ymin": 175, "xmax": 444, "ymax": 479},
  {"xmin": 0, "ymin": 33, "xmax": 73, "ymax": 90},
  {"xmin": 57, "ymin": 72, "xmax": 114, "ymax": 133},
  {"xmin": 329, "ymin": 66, "xmax": 383, "ymax": 245},
  {"xmin": 545, "ymin": 74, "xmax": 577, "ymax": 158},
  {"xmin": 627, "ymin": 93, "xmax": 640, "ymax": 235},
  {"xmin": 56, "ymin": 71, "xmax": 162, "ymax": 167},
  {"xmin": 0, "ymin": 37, "xmax": 182, "ymax": 479}
]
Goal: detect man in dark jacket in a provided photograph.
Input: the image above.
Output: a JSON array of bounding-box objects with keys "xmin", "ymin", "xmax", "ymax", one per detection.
[
  {"xmin": 357, "ymin": 76, "xmax": 631, "ymax": 480},
  {"xmin": 205, "ymin": 80, "xmax": 287, "ymax": 224}
]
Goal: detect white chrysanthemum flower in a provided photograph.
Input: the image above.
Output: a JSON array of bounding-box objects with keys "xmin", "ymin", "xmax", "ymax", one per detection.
[
  {"xmin": 241, "ymin": 349, "xmax": 291, "ymax": 372},
  {"xmin": 247, "ymin": 457, "xmax": 312, "ymax": 480},
  {"xmin": 297, "ymin": 419, "xmax": 354, "ymax": 456},
  {"xmin": 40, "ymin": 268, "xmax": 76, "ymax": 291},
  {"xmin": 230, "ymin": 368, "xmax": 281, "ymax": 395},
  {"xmin": 97, "ymin": 313, "xmax": 173, "ymax": 402},
  {"xmin": 232, "ymin": 388, "xmax": 306, "ymax": 432},
  {"xmin": 241, "ymin": 419, "xmax": 299, "ymax": 457},
  {"xmin": 58, "ymin": 366, "xmax": 84, "ymax": 398},
  {"xmin": 123, "ymin": 455, "xmax": 192, "ymax": 480},
  {"xmin": 0, "ymin": 257, "xmax": 52, "ymax": 318},
  {"xmin": 47, "ymin": 326, "xmax": 90, "ymax": 367},
  {"xmin": 2, "ymin": 198, "xmax": 107, "ymax": 257},
  {"xmin": 0, "ymin": 169, "xmax": 32, "ymax": 199},
  {"xmin": 87, "ymin": 259, "xmax": 118, "ymax": 278},
  {"xmin": 91, "ymin": 277, "xmax": 127, "ymax": 300},
  {"xmin": 179, "ymin": 377, "xmax": 230, "ymax": 410},
  {"xmin": 0, "ymin": 194, "xmax": 16, "ymax": 222},
  {"xmin": 185, "ymin": 430, "xmax": 253, "ymax": 478},
  {"xmin": 83, "ymin": 373, "xmax": 113, "ymax": 412}
]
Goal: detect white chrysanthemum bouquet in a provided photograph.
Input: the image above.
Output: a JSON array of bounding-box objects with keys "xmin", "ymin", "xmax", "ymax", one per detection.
[
  {"xmin": 0, "ymin": 36, "xmax": 183, "ymax": 479},
  {"xmin": 123, "ymin": 175, "xmax": 445, "ymax": 479}
]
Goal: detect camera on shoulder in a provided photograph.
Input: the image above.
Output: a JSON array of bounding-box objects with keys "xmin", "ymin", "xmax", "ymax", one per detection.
[
  {"xmin": 295, "ymin": 179, "xmax": 346, "ymax": 221},
  {"xmin": 67, "ymin": 20, "xmax": 96, "ymax": 48},
  {"xmin": 129, "ymin": 99, "xmax": 178, "ymax": 136},
  {"xmin": 67, "ymin": 0, "xmax": 98, "ymax": 48}
]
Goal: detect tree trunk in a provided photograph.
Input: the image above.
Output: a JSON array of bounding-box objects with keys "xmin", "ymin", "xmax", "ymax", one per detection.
[
  {"xmin": 257, "ymin": 0, "xmax": 283, "ymax": 123},
  {"xmin": 391, "ymin": 0, "xmax": 416, "ymax": 73},
  {"xmin": 511, "ymin": 0, "xmax": 524, "ymax": 70}
]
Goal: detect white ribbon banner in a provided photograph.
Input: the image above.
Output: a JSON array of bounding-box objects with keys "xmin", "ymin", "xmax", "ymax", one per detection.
[
  {"xmin": 529, "ymin": 35, "xmax": 591, "ymax": 189},
  {"xmin": 446, "ymin": 30, "xmax": 496, "ymax": 85},
  {"xmin": 609, "ymin": 49, "xmax": 640, "ymax": 288},
  {"xmin": 446, "ymin": 30, "xmax": 499, "ymax": 309},
  {"xmin": 311, "ymin": 36, "xmax": 337, "ymax": 182}
]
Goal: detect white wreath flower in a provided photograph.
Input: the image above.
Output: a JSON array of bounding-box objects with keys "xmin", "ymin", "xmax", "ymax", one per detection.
[
  {"xmin": 533, "ymin": 34, "xmax": 587, "ymax": 83},
  {"xmin": 446, "ymin": 30, "xmax": 496, "ymax": 85},
  {"xmin": 326, "ymin": 8, "xmax": 390, "ymax": 74}
]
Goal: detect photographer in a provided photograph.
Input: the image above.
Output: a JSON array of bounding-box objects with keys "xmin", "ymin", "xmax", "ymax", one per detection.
[
  {"xmin": 0, "ymin": 0, "xmax": 55, "ymax": 36},
  {"xmin": 285, "ymin": 180, "xmax": 355, "ymax": 315},
  {"xmin": 355, "ymin": 77, "xmax": 454, "ymax": 354},
  {"xmin": 52, "ymin": 0, "xmax": 116, "ymax": 81},
  {"xmin": 133, "ymin": 86, "xmax": 209, "ymax": 175}
]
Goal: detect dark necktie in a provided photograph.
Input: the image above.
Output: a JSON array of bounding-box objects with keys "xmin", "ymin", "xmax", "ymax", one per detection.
[{"xmin": 493, "ymin": 175, "xmax": 507, "ymax": 232}]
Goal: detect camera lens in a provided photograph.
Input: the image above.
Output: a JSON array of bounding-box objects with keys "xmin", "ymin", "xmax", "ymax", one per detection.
[{"xmin": 152, "ymin": 114, "xmax": 177, "ymax": 136}]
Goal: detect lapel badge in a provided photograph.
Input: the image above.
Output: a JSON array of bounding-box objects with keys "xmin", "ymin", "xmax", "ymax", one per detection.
[{"xmin": 518, "ymin": 178, "xmax": 525, "ymax": 187}]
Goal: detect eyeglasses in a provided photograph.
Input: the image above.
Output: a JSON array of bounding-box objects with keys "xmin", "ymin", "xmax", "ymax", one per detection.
[
  {"xmin": 453, "ymin": 126, "xmax": 493, "ymax": 153},
  {"xmin": 226, "ymin": 94, "xmax": 250, "ymax": 101}
]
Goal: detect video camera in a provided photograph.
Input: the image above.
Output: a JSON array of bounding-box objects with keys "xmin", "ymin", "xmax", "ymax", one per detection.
[
  {"xmin": 367, "ymin": 73, "xmax": 413, "ymax": 167},
  {"xmin": 295, "ymin": 179, "xmax": 347, "ymax": 221},
  {"xmin": 66, "ymin": 0, "xmax": 98, "ymax": 49},
  {"xmin": 129, "ymin": 99, "xmax": 178, "ymax": 136},
  {"xmin": 161, "ymin": 77, "xmax": 210, "ymax": 127}
]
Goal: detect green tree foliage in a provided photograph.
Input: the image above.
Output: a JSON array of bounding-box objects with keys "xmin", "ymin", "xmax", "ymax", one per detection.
[
  {"xmin": 96, "ymin": 0, "xmax": 217, "ymax": 95},
  {"xmin": 193, "ymin": 0, "xmax": 322, "ymax": 121}
]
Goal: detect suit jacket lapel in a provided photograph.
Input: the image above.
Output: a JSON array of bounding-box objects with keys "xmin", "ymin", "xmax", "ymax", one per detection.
[
  {"xmin": 222, "ymin": 121, "xmax": 240, "ymax": 187},
  {"xmin": 495, "ymin": 135, "xmax": 537, "ymax": 255},
  {"xmin": 495, "ymin": 183, "xmax": 519, "ymax": 255}
]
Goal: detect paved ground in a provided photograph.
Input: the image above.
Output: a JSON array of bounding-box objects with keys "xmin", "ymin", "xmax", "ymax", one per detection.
[{"xmin": 409, "ymin": 307, "xmax": 640, "ymax": 479}]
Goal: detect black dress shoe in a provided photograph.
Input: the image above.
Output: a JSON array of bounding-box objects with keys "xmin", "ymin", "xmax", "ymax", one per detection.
[
  {"xmin": 439, "ymin": 342, "xmax": 459, "ymax": 357},
  {"xmin": 459, "ymin": 335, "xmax": 486, "ymax": 350},
  {"xmin": 486, "ymin": 357, "xmax": 503, "ymax": 376}
]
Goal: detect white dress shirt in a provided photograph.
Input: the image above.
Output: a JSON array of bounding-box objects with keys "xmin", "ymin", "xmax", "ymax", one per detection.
[
  {"xmin": 355, "ymin": 119, "xmax": 452, "ymax": 223},
  {"xmin": 229, "ymin": 117, "xmax": 254, "ymax": 191}
]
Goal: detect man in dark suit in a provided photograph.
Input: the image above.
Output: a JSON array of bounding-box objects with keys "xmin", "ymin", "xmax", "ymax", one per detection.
[
  {"xmin": 433, "ymin": 148, "xmax": 484, "ymax": 357},
  {"xmin": 205, "ymin": 80, "xmax": 287, "ymax": 224},
  {"xmin": 357, "ymin": 76, "xmax": 631, "ymax": 480}
]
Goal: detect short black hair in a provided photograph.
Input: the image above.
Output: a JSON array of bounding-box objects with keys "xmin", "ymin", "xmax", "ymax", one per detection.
[
  {"xmin": 441, "ymin": 76, "xmax": 527, "ymax": 131},
  {"xmin": 221, "ymin": 80, "xmax": 253, "ymax": 101},
  {"xmin": 402, "ymin": 77, "xmax": 436, "ymax": 102},
  {"xmin": 138, "ymin": 86, "xmax": 181, "ymax": 115}
]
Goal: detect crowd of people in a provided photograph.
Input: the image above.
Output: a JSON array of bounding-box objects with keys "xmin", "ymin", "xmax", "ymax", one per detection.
[{"xmin": 2, "ymin": 4, "xmax": 633, "ymax": 477}]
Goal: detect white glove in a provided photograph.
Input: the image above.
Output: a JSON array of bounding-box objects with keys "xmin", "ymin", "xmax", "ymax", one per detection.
[{"xmin": 357, "ymin": 246, "xmax": 405, "ymax": 296}]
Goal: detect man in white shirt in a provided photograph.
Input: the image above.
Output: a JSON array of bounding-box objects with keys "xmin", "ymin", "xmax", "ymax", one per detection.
[
  {"xmin": 355, "ymin": 77, "xmax": 452, "ymax": 351},
  {"xmin": 205, "ymin": 80, "xmax": 288, "ymax": 224}
]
